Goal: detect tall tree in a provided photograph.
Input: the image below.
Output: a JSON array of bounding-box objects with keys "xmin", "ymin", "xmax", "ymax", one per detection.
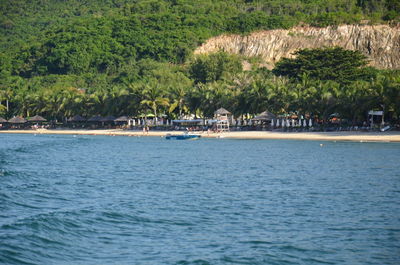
[{"xmin": 273, "ymin": 47, "xmax": 374, "ymax": 84}]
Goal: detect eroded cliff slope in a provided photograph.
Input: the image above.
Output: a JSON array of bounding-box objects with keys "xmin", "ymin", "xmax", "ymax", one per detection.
[{"xmin": 194, "ymin": 25, "xmax": 400, "ymax": 69}]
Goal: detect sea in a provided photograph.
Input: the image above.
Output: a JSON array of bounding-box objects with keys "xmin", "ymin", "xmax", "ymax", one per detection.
[{"xmin": 1, "ymin": 133, "xmax": 399, "ymax": 265}]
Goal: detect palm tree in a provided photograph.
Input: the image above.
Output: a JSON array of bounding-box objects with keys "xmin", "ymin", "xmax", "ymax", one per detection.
[
  {"xmin": 140, "ymin": 80, "xmax": 169, "ymax": 118},
  {"xmin": 168, "ymin": 85, "xmax": 190, "ymax": 118}
]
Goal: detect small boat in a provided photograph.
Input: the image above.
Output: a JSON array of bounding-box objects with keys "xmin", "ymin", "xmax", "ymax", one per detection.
[{"xmin": 166, "ymin": 132, "xmax": 201, "ymax": 140}]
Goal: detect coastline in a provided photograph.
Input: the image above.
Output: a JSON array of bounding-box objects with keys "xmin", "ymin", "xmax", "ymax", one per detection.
[{"xmin": 1, "ymin": 129, "xmax": 400, "ymax": 142}]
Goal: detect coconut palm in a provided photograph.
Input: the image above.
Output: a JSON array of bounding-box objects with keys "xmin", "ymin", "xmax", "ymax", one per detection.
[
  {"xmin": 140, "ymin": 80, "xmax": 169, "ymax": 117},
  {"xmin": 168, "ymin": 85, "xmax": 190, "ymax": 118}
]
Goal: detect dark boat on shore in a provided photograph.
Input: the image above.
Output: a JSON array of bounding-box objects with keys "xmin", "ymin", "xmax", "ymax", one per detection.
[{"xmin": 166, "ymin": 133, "xmax": 201, "ymax": 140}]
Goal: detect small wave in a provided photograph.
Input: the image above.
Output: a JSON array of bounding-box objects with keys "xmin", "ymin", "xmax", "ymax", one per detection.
[
  {"xmin": 240, "ymin": 240, "xmax": 273, "ymax": 245},
  {"xmin": 176, "ymin": 259, "xmax": 212, "ymax": 265},
  {"xmin": 98, "ymin": 211, "xmax": 194, "ymax": 227}
]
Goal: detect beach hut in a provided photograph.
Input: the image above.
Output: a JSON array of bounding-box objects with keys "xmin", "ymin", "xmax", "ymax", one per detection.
[
  {"xmin": 8, "ymin": 116, "xmax": 27, "ymax": 128},
  {"xmin": 68, "ymin": 115, "xmax": 86, "ymax": 128},
  {"xmin": 88, "ymin": 115, "xmax": 103, "ymax": 122},
  {"xmin": 115, "ymin": 116, "xmax": 129, "ymax": 122},
  {"xmin": 99, "ymin": 115, "xmax": 116, "ymax": 128},
  {"xmin": 0, "ymin": 117, "xmax": 7, "ymax": 129},
  {"xmin": 100, "ymin": 115, "xmax": 115, "ymax": 122},
  {"xmin": 253, "ymin": 111, "xmax": 276, "ymax": 129},
  {"xmin": 214, "ymin": 108, "xmax": 231, "ymax": 132},
  {"xmin": 28, "ymin": 115, "xmax": 47, "ymax": 122},
  {"xmin": 253, "ymin": 111, "xmax": 276, "ymax": 121},
  {"xmin": 115, "ymin": 116, "xmax": 129, "ymax": 127},
  {"xmin": 172, "ymin": 119, "xmax": 203, "ymax": 130},
  {"xmin": 68, "ymin": 115, "xmax": 86, "ymax": 122},
  {"xmin": 8, "ymin": 116, "xmax": 27, "ymax": 124}
]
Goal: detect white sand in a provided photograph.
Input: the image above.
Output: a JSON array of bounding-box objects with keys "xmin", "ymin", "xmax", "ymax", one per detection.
[{"xmin": 1, "ymin": 129, "xmax": 400, "ymax": 142}]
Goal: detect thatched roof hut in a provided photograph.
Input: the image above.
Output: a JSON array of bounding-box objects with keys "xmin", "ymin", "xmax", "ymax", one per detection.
[
  {"xmin": 114, "ymin": 116, "xmax": 129, "ymax": 122},
  {"xmin": 100, "ymin": 115, "xmax": 116, "ymax": 122},
  {"xmin": 28, "ymin": 115, "xmax": 47, "ymax": 122},
  {"xmin": 0, "ymin": 117, "xmax": 7, "ymax": 123},
  {"xmin": 8, "ymin": 116, "xmax": 27, "ymax": 123},
  {"xmin": 68, "ymin": 115, "xmax": 86, "ymax": 122},
  {"xmin": 253, "ymin": 111, "xmax": 276, "ymax": 121},
  {"xmin": 88, "ymin": 115, "xmax": 102, "ymax": 122},
  {"xmin": 214, "ymin": 108, "xmax": 231, "ymax": 115}
]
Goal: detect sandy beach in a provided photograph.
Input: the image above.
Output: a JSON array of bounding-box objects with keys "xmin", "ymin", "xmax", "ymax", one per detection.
[{"xmin": 1, "ymin": 129, "xmax": 400, "ymax": 142}]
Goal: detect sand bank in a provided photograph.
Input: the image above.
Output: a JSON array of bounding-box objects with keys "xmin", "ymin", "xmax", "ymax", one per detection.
[{"xmin": 1, "ymin": 129, "xmax": 400, "ymax": 142}]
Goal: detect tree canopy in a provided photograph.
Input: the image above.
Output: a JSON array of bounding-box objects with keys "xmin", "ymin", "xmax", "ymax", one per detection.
[
  {"xmin": 0, "ymin": 1, "xmax": 399, "ymax": 125},
  {"xmin": 272, "ymin": 47, "xmax": 376, "ymax": 84}
]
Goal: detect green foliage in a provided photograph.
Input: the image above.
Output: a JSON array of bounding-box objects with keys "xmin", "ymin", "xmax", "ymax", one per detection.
[
  {"xmin": 273, "ymin": 47, "xmax": 375, "ymax": 84},
  {"xmin": 1, "ymin": 0, "xmax": 399, "ymax": 123},
  {"xmin": 188, "ymin": 52, "xmax": 242, "ymax": 84}
]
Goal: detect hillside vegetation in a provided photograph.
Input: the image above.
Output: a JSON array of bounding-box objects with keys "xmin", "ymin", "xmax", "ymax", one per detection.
[{"xmin": 0, "ymin": 0, "xmax": 399, "ymax": 124}]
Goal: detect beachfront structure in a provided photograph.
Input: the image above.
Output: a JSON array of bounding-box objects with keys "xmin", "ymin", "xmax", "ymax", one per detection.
[
  {"xmin": 214, "ymin": 108, "xmax": 231, "ymax": 132},
  {"xmin": 253, "ymin": 111, "xmax": 276, "ymax": 126},
  {"xmin": 28, "ymin": 115, "xmax": 47, "ymax": 123}
]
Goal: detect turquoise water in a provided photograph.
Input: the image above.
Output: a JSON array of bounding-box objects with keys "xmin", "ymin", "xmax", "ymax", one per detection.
[{"xmin": 1, "ymin": 134, "xmax": 399, "ymax": 265}]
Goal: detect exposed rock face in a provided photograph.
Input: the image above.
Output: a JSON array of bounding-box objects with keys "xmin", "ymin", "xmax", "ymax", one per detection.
[{"xmin": 194, "ymin": 25, "xmax": 400, "ymax": 69}]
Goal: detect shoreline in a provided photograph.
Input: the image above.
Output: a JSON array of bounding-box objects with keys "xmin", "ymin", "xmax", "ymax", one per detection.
[{"xmin": 1, "ymin": 129, "xmax": 400, "ymax": 142}]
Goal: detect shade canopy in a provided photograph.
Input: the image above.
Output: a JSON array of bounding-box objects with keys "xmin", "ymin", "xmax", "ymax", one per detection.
[
  {"xmin": 28, "ymin": 115, "xmax": 47, "ymax": 122},
  {"xmin": 172, "ymin": 119, "xmax": 203, "ymax": 124},
  {"xmin": 88, "ymin": 115, "xmax": 103, "ymax": 122},
  {"xmin": 100, "ymin": 115, "xmax": 116, "ymax": 122},
  {"xmin": 253, "ymin": 111, "xmax": 276, "ymax": 121},
  {"xmin": 0, "ymin": 117, "xmax": 7, "ymax": 123},
  {"xmin": 114, "ymin": 116, "xmax": 129, "ymax": 122},
  {"xmin": 8, "ymin": 116, "xmax": 27, "ymax": 123},
  {"xmin": 68, "ymin": 115, "xmax": 86, "ymax": 122},
  {"xmin": 214, "ymin": 108, "xmax": 231, "ymax": 115}
]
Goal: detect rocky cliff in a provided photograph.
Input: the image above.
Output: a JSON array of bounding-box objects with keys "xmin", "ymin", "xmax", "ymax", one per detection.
[{"xmin": 194, "ymin": 25, "xmax": 400, "ymax": 69}]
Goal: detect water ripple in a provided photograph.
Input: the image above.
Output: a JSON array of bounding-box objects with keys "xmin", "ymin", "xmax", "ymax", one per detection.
[{"xmin": 1, "ymin": 135, "xmax": 399, "ymax": 264}]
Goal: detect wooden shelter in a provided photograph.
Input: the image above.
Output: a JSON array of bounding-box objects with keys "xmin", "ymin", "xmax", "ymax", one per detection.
[
  {"xmin": 28, "ymin": 115, "xmax": 47, "ymax": 122},
  {"xmin": 0, "ymin": 117, "xmax": 7, "ymax": 123},
  {"xmin": 253, "ymin": 111, "xmax": 276, "ymax": 121},
  {"xmin": 8, "ymin": 116, "xmax": 27, "ymax": 123},
  {"xmin": 115, "ymin": 116, "xmax": 129, "ymax": 122},
  {"xmin": 214, "ymin": 108, "xmax": 231, "ymax": 132},
  {"xmin": 68, "ymin": 115, "xmax": 86, "ymax": 122},
  {"xmin": 100, "ymin": 116, "xmax": 116, "ymax": 122},
  {"xmin": 88, "ymin": 115, "xmax": 103, "ymax": 122}
]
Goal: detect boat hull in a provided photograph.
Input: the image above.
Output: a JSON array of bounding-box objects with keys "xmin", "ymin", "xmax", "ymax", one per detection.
[{"xmin": 166, "ymin": 134, "xmax": 201, "ymax": 140}]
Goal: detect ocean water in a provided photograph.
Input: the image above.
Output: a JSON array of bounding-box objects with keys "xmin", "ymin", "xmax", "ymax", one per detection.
[{"xmin": 0, "ymin": 134, "xmax": 399, "ymax": 265}]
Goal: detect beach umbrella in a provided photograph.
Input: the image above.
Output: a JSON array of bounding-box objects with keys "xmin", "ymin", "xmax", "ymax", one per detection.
[
  {"xmin": 271, "ymin": 119, "xmax": 274, "ymax": 127},
  {"xmin": 276, "ymin": 119, "xmax": 280, "ymax": 127},
  {"xmin": 286, "ymin": 119, "xmax": 290, "ymax": 127},
  {"xmin": 8, "ymin": 116, "xmax": 27, "ymax": 123},
  {"xmin": 0, "ymin": 117, "xmax": 7, "ymax": 123},
  {"xmin": 281, "ymin": 119, "xmax": 285, "ymax": 127},
  {"xmin": 291, "ymin": 119, "xmax": 295, "ymax": 127},
  {"xmin": 28, "ymin": 115, "xmax": 47, "ymax": 122},
  {"xmin": 309, "ymin": 119, "xmax": 313, "ymax": 127},
  {"xmin": 303, "ymin": 119, "xmax": 307, "ymax": 127}
]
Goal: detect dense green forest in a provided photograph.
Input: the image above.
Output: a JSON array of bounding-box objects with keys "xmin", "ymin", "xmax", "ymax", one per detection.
[{"xmin": 0, "ymin": 0, "xmax": 399, "ymax": 125}]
